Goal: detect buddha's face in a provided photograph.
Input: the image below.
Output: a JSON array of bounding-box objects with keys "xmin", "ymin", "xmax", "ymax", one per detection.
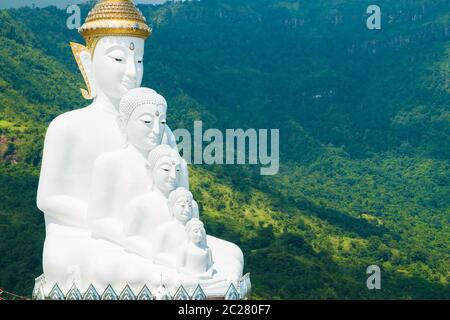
[
  {"xmin": 172, "ymin": 196, "xmax": 194, "ymax": 223},
  {"xmin": 188, "ymin": 224, "xmax": 205, "ymax": 245},
  {"xmin": 92, "ymin": 36, "xmax": 144, "ymax": 101},
  {"xmin": 152, "ymin": 156, "xmax": 181, "ymax": 193},
  {"xmin": 127, "ymin": 104, "xmax": 167, "ymax": 152}
]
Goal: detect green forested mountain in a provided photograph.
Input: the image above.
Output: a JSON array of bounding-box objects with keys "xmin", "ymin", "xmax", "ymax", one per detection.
[{"xmin": 0, "ymin": 0, "xmax": 449, "ymax": 299}]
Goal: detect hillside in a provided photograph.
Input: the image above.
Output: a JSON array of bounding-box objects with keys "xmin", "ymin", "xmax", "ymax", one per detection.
[{"xmin": 0, "ymin": 0, "xmax": 449, "ymax": 299}]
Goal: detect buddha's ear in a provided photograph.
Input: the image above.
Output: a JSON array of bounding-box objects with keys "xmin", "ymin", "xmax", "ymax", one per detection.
[
  {"xmin": 116, "ymin": 115, "xmax": 126, "ymax": 133},
  {"xmin": 146, "ymin": 161, "xmax": 154, "ymax": 190},
  {"xmin": 70, "ymin": 42, "xmax": 97, "ymax": 100},
  {"xmin": 192, "ymin": 200, "xmax": 200, "ymax": 219},
  {"xmin": 145, "ymin": 161, "xmax": 151, "ymax": 171}
]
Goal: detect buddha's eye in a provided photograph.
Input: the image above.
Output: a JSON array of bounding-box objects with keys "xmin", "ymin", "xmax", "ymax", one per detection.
[
  {"xmin": 161, "ymin": 120, "xmax": 167, "ymax": 125},
  {"xmin": 138, "ymin": 60, "xmax": 143, "ymax": 64},
  {"xmin": 140, "ymin": 115, "xmax": 152, "ymax": 124},
  {"xmin": 108, "ymin": 49, "xmax": 126, "ymax": 63},
  {"xmin": 109, "ymin": 56, "xmax": 124, "ymax": 62}
]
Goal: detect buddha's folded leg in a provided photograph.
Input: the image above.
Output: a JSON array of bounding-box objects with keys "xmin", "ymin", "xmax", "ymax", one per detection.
[
  {"xmin": 42, "ymin": 228, "xmax": 96, "ymax": 295},
  {"xmin": 91, "ymin": 238, "xmax": 181, "ymax": 293},
  {"xmin": 206, "ymin": 235, "xmax": 244, "ymax": 282}
]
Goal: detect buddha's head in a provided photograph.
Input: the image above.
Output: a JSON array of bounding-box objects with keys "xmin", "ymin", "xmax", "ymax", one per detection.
[
  {"xmin": 147, "ymin": 145, "xmax": 183, "ymax": 194},
  {"xmin": 185, "ymin": 218, "xmax": 207, "ymax": 247},
  {"xmin": 168, "ymin": 187, "xmax": 194, "ymax": 224},
  {"xmin": 119, "ymin": 87, "xmax": 167, "ymax": 151},
  {"xmin": 71, "ymin": 0, "xmax": 151, "ymax": 102},
  {"xmin": 92, "ymin": 36, "xmax": 145, "ymax": 101}
]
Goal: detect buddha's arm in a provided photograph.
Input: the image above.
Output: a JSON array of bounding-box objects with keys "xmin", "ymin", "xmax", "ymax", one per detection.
[
  {"xmin": 176, "ymin": 246, "xmax": 187, "ymax": 270},
  {"xmin": 123, "ymin": 198, "xmax": 149, "ymax": 237},
  {"xmin": 207, "ymin": 248, "xmax": 214, "ymax": 270},
  {"xmin": 36, "ymin": 119, "xmax": 87, "ymax": 227},
  {"xmin": 122, "ymin": 199, "xmax": 156, "ymax": 258},
  {"xmin": 86, "ymin": 156, "xmax": 126, "ymax": 245},
  {"xmin": 152, "ymin": 229, "xmax": 177, "ymax": 267},
  {"xmin": 37, "ymin": 195, "xmax": 88, "ymax": 228},
  {"xmin": 123, "ymin": 236, "xmax": 153, "ymax": 260}
]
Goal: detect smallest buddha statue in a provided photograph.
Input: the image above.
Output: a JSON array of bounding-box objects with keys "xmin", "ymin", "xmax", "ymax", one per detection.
[
  {"xmin": 152, "ymin": 187, "xmax": 199, "ymax": 268},
  {"xmin": 177, "ymin": 218, "xmax": 215, "ymax": 280}
]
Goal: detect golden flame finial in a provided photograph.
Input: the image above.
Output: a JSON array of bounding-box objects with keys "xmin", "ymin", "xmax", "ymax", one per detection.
[{"xmin": 79, "ymin": 0, "xmax": 152, "ymax": 56}]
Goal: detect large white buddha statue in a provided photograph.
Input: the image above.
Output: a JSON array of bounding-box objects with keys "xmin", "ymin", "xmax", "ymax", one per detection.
[{"xmin": 36, "ymin": 0, "xmax": 246, "ymax": 299}]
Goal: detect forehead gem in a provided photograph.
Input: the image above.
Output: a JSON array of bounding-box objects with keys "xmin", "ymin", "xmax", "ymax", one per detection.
[
  {"xmin": 155, "ymin": 111, "xmax": 160, "ymax": 117},
  {"xmin": 130, "ymin": 42, "xmax": 135, "ymax": 51}
]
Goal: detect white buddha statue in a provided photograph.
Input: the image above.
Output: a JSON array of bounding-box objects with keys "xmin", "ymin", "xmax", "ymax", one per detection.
[
  {"xmin": 152, "ymin": 187, "xmax": 198, "ymax": 268},
  {"xmin": 178, "ymin": 218, "xmax": 215, "ymax": 280},
  {"xmin": 36, "ymin": 0, "xmax": 175, "ymax": 294},
  {"xmin": 123, "ymin": 145, "xmax": 187, "ymax": 241},
  {"xmin": 36, "ymin": 0, "xmax": 247, "ymax": 298},
  {"xmin": 87, "ymin": 87, "xmax": 188, "ymax": 246}
]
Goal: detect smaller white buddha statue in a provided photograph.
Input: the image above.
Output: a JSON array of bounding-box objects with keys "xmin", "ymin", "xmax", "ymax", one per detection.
[
  {"xmin": 177, "ymin": 218, "xmax": 215, "ymax": 280},
  {"xmin": 88, "ymin": 88, "xmax": 188, "ymax": 247},
  {"xmin": 123, "ymin": 145, "xmax": 187, "ymax": 256},
  {"xmin": 152, "ymin": 187, "xmax": 199, "ymax": 268}
]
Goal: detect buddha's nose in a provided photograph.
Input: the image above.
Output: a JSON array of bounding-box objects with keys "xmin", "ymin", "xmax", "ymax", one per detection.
[
  {"xmin": 169, "ymin": 167, "xmax": 176, "ymax": 180},
  {"xmin": 152, "ymin": 122, "xmax": 161, "ymax": 136},
  {"xmin": 125, "ymin": 57, "xmax": 137, "ymax": 80}
]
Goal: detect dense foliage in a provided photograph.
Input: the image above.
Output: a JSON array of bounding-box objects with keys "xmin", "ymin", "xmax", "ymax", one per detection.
[{"xmin": 0, "ymin": 0, "xmax": 449, "ymax": 299}]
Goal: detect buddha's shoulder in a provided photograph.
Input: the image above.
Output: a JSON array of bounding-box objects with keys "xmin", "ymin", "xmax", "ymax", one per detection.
[
  {"xmin": 93, "ymin": 148, "xmax": 138, "ymax": 168},
  {"xmin": 47, "ymin": 107, "xmax": 92, "ymax": 132},
  {"xmin": 129, "ymin": 192, "xmax": 159, "ymax": 208}
]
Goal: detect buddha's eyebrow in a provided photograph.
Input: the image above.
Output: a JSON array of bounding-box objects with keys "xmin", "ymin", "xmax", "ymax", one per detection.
[{"xmin": 105, "ymin": 45, "xmax": 127, "ymax": 54}]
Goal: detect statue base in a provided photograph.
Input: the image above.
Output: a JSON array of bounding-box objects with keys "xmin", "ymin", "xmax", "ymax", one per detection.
[{"xmin": 32, "ymin": 273, "xmax": 251, "ymax": 300}]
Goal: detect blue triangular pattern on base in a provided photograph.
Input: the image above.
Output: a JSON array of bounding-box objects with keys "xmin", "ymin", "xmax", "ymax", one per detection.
[
  {"xmin": 225, "ymin": 283, "xmax": 239, "ymax": 300},
  {"xmin": 119, "ymin": 285, "xmax": 136, "ymax": 300},
  {"xmin": 191, "ymin": 285, "xmax": 206, "ymax": 300},
  {"xmin": 101, "ymin": 285, "xmax": 118, "ymax": 300},
  {"xmin": 173, "ymin": 285, "xmax": 190, "ymax": 300},
  {"xmin": 83, "ymin": 284, "xmax": 100, "ymax": 300},
  {"xmin": 48, "ymin": 284, "xmax": 64, "ymax": 300},
  {"xmin": 66, "ymin": 284, "xmax": 83, "ymax": 300},
  {"xmin": 137, "ymin": 285, "xmax": 153, "ymax": 300}
]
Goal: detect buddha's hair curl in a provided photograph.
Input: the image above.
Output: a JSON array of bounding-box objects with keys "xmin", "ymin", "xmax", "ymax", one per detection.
[{"xmin": 118, "ymin": 87, "xmax": 167, "ymax": 128}]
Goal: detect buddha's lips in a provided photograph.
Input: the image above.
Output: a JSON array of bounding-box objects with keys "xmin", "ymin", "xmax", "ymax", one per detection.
[
  {"xmin": 166, "ymin": 180, "xmax": 176, "ymax": 188},
  {"xmin": 146, "ymin": 135, "xmax": 160, "ymax": 144},
  {"xmin": 180, "ymin": 212, "xmax": 189, "ymax": 219}
]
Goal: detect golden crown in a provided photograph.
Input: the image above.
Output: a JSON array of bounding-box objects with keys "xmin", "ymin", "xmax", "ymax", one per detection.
[{"xmin": 79, "ymin": 0, "xmax": 152, "ymax": 55}]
